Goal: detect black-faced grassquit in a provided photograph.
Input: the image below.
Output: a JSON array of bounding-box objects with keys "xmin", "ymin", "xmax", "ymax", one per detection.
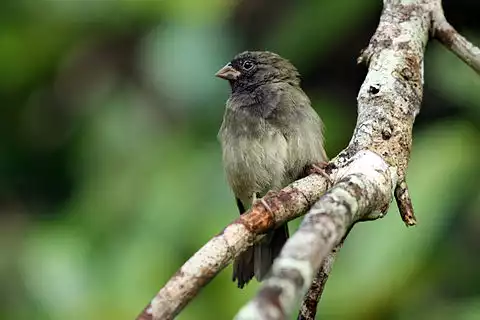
[{"xmin": 216, "ymin": 51, "xmax": 327, "ymax": 288}]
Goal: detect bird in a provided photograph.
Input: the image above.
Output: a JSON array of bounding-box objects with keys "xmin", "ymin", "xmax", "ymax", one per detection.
[{"xmin": 216, "ymin": 51, "xmax": 328, "ymax": 288}]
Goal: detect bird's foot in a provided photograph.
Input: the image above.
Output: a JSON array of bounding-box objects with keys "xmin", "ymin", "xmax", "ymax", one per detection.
[
  {"xmin": 307, "ymin": 161, "xmax": 334, "ymax": 186},
  {"xmin": 259, "ymin": 198, "xmax": 273, "ymax": 213},
  {"xmin": 252, "ymin": 192, "xmax": 273, "ymax": 213}
]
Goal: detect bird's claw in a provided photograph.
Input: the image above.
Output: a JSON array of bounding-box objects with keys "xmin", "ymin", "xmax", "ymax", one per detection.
[
  {"xmin": 252, "ymin": 192, "xmax": 273, "ymax": 213},
  {"xmin": 308, "ymin": 162, "xmax": 333, "ymax": 186},
  {"xmin": 260, "ymin": 198, "xmax": 273, "ymax": 213}
]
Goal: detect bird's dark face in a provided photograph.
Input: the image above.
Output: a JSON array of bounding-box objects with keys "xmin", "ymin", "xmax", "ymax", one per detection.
[{"xmin": 215, "ymin": 51, "xmax": 300, "ymax": 92}]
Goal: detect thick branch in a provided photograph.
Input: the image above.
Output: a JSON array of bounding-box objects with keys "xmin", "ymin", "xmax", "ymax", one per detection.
[
  {"xmin": 234, "ymin": 0, "xmax": 430, "ymax": 318},
  {"xmin": 137, "ymin": 174, "xmax": 330, "ymax": 320},
  {"xmin": 432, "ymin": 0, "xmax": 480, "ymax": 74}
]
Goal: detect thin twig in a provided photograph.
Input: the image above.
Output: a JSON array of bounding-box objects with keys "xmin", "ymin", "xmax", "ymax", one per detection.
[
  {"xmin": 297, "ymin": 244, "xmax": 341, "ymax": 320},
  {"xmin": 432, "ymin": 0, "xmax": 480, "ymax": 74}
]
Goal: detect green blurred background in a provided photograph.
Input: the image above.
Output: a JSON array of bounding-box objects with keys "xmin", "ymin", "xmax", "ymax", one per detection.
[{"xmin": 0, "ymin": 0, "xmax": 479, "ymax": 319}]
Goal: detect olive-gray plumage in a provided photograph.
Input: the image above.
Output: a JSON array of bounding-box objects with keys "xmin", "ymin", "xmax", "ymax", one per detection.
[{"xmin": 217, "ymin": 51, "xmax": 327, "ymax": 288}]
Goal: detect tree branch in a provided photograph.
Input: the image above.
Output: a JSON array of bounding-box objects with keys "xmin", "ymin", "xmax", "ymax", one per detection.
[
  {"xmin": 234, "ymin": 0, "xmax": 430, "ymax": 318},
  {"xmin": 432, "ymin": 0, "xmax": 480, "ymax": 74},
  {"xmin": 135, "ymin": 1, "xmax": 480, "ymax": 319}
]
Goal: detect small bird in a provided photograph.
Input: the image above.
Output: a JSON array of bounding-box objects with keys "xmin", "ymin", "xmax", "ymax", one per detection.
[{"xmin": 216, "ymin": 51, "xmax": 327, "ymax": 288}]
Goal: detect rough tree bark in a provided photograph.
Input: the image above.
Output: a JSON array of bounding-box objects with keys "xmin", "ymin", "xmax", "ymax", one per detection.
[{"xmin": 136, "ymin": 0, "xmax": 480, "ymax": 319}]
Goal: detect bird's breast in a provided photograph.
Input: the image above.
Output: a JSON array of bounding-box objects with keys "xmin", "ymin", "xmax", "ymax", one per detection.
[{"xmin": 220, "ymin": 119, "xmax": 289, "ymax": 204}]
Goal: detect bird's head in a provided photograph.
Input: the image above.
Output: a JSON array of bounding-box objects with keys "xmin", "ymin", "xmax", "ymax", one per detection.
[{"xmin": 215, "ymin": 51, "xmax": 300, "ymax": 92}]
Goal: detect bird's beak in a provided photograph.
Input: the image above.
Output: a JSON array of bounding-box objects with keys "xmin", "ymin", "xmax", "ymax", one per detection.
[{"xmin": 215, "ymin": 64, "xmax": 241, "ymax": 80}]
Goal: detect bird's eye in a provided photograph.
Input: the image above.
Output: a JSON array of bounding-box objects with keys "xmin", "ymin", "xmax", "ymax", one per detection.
[{"xmin": 242, "ymin": 60, "xmax": 254, "ymax": 70}]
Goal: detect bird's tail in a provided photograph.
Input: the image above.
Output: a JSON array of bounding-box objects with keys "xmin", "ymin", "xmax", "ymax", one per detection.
[
  {"xmin": 232, "ymin": 223, "xmax": 289, "ymax": 288},
  {"xmin": 233, "ymin": 247, "xmax": 254, "ymax": 288},
  {"xmin": 254, "ymin": 223, "xmax": 289, "ymax": 281}
]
